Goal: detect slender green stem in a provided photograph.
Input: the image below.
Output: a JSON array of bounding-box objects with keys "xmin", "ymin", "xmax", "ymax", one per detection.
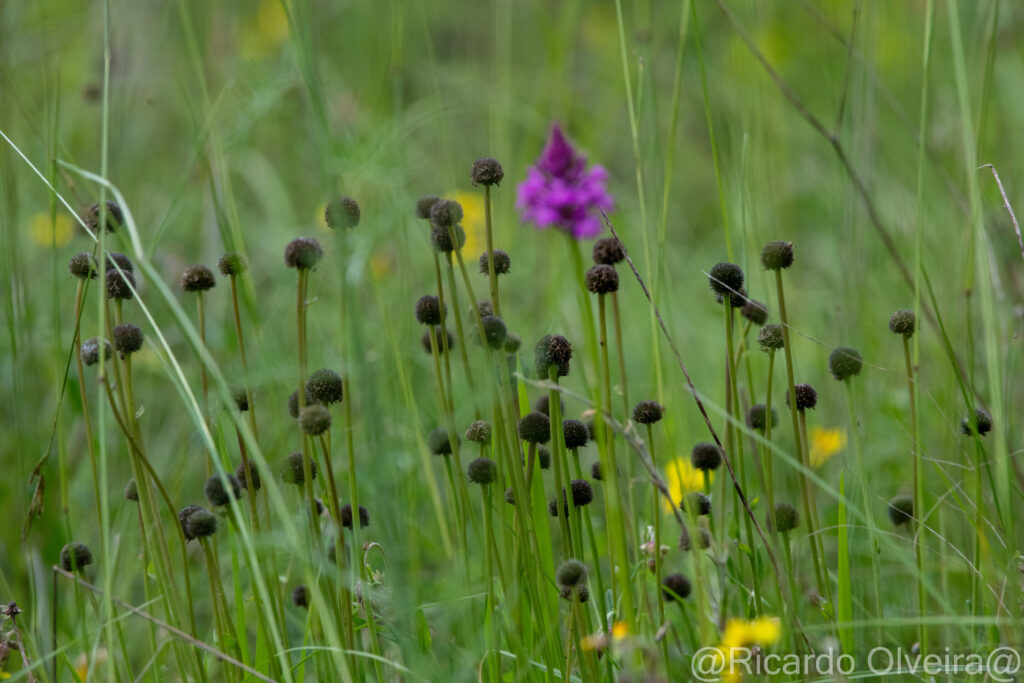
[
  {"xmin": 903, "ymin": 336, "xmax": 927, "ymax": 653},
  {"xmin": 483, "ymin": 185, "xmax": 501, "ymax": 318}
]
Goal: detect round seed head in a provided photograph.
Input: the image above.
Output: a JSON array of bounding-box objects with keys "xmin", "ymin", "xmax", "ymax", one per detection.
[
  {"xmin": 761, "ymin": 241, "xmax": 794, "ymax": 270},
  {"xmin": 504, "ymin": 486, "xmax": 515, "ymax": 505},
  {"xmin": 590, "ymin": 461, "xmax": 604, "ymax": 481},
  {"xmin": 470, "ymin": 157, "xmax": 504, "ymax": 186},
  {"xmin": 768, "ymin": 502, "xmax": 800, "ymax": 533},
  {"xmin": 340, "ymin": 503, "xmax": 369, "ymax": 529},
  {"xmin": 632, "ymin": 400, "xmax": 663, "ymax": 425},
  {"xmin": 887, "ymin": 495, "xmax": 914, "ymax": 526},
  {"xmin": 232, "ymin": 386, "xmax": 249, "ymax": 412},
  {"xmin": 708, "ymin": 262, "xmax": 744, "ymax": 299},
  {"xmin": 747, "ymin": 404, "xmax": 778, "ymax": 432},
  {"xmin": 562, "ymin": 419, "xmax": 589, "ymax": 450},
  {"xmin": 298, "ymin": 404, "xmax": 332, "ymax": 436},
  {"xmin": 679, "ymin": 527, "xmax": 712, "ymax": 551},
  {"xmin": 428, "ymin": 427, "xmax": 457, "ymax": 456},
  {"xmin": 960, "ymin": 408, "xmax": 992, "ymax": 437},
  {"xmin": 105, "ymin": 252, "xmax": 134, "ymax": 273},
  {"xmin": 178, "ymin": 505, "xmax": 204, "ymax": 541},
  {"xmin": 429, "ymin": 223, "xmax": 466, "ymax": 253},
  {"xmin": 180, "ymin": 265, "xmax": 216, "ymax": 293},
  {"xmin": 236, "ymin": 461, "xmax": 261, "ymax": 491},
  {"xmin": 555, "ymin": 559, "xmax": 587, "ymax": 589},
  {"xmin": 218, "ymin": 252, "xmax": 248, "ymax": 276},
  {"xmin": 414, "ymin": 295, "xmax": 445, "ymax": 326},
  {"xmin": 281, "ymin": 451, "xmax": 317, "ymax": 484},
  {"xmin": 429, "ymin": 199, "xmax": 463, "ymax": 227},
  {"xmin": 536, "ymin": 446, "xmax": 551, "ymax": 470},
  {"xmin": 720, "ymin": 287, "xmax": 748, "ymax": 309},
  {"xmin": 504, "ymin": 332, "xmax": 521, "ymax": 353},
  {"xmin": 690, "ymin": 442, "xmax": 723, "ymax": 472},
  {"xmin": 585, "ymin": 264, "xmax": 619, "ymax": 294},
  {"xmin": 518, "ymin": 411, "xmax": 551, "ymax": 444},
  {"xmin": 124, "ymin": 478, "xmax": 138, "ymax": 502},
  {"xmin": 284, "ymin": 237, "xmax": 323, "ymax": 270},
  {"xmin": 325, "ymin": 196, "xmax": 361, "ymax": 230},
  {"xmin": 592, "ymin": 237, "xmax": 625, "ymax": 265},
  {"xmin": 84, "ymin": 200, "xmax": 123, "ymax": 232},
  {"xmin": 758, "ymin": 324, "xmax": 784, "ymax": 352},
  {"xmin": 888, "ymin": 309, "xmax": 916, "ymax": 338},
  {"xmin": 415, "ymin": 195, "xmax": 440, "ymax": 219},
  {"xmin": 106, "ymin": 268, "xmax": 135, "ymax": 300},
  {"xmin": 535, "ymin": 334, "xmax": 573, "ymax": 378},
  {"xmin": 81, "ymin": 337, "xmax": 112, "ymax": 366},
  {"xmin": 421, "ymin": 327, "xmax": 455, "ymax": 354},
  {"xmin": 113, "ymin": 323, "xmax": 143, "ymax": 357},
  {"xmin": 204, "ymin": 473, "xmax": 242, "ymax": 507},
  {"xmin": 306, "ymin": 368, "xmax": 344, "ymax": 405},
  {"xmin": 533, "ymin": 395, "xmax": 564, "ymax": 416},
  {"xmin": 741, "ymin": 300, "xmax": 769, "ymax": 326},
  {"xmin": 559, "ymin": 585, "xmax": 590, "ymax": 603},
  {"xmin": 475, "ymin": 300, "xmax": 494, "ymax": 318},
  {"xmin": 183, "ymin": 507, "xmax": 218, "ymax": 539},
  {"xmin": 292, "ymin": 585, "xmax": 308, "ymax": 609},
  {"xmin": 661, "ymin": 573, "xmax": 691, "ymax": 601},
  {"xmin": 60, "ymin": 542, "xmax": 94, "ymax": 572},
  {"xmin": 571, "ymin": 479, "xmax": 594, "ymax": 506},
  {"xmin": 680, "ymin": 491, "xmax": 712, "ymax": 516},
  {"xmin": 480, "ymin": 315, "xmax": 507, "ymax": 350},
  {"xmin": 786, "ymin": 383, "xmax": 818, "ymax": 412},
  {"xmin": 467, "ymin": 457, "xmax": 498, "ymax": 485},
  {"xmin": 478, "ymin": 249, "xmax": 511, "ymax": 275},
  {"xmin": 69, "ymin": 253, "xmax": 97, "ymax": 280},
  {"xmin": 287, "ymin": 391, "xmax": 301, "ymax": 419},
  {"xmin": 829, "ymin": 347, "xmax": 863, "ymax": 381},
  {"xmin": 465, "ymin": 420, "xmax": 492, "ymax": 445}
]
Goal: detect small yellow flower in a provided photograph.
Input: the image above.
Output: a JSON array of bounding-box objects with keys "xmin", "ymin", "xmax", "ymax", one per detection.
[
  {"xmin": 663, "ymin": 458, "xmax": 711, "ymax": 512},
  {"xmin": 239, "ymin": 0, "xmax": 289, "ymax": 60},
  {"xmin": 29, "ymin": 212, "xmax": 72, "ymax": 248},
  {"xmin": 721, "ymin": 616, "xmax": 782, "ymax": 649},
  {"xmin": 73, "ymin": 648, "xmax": 108, "ymax": 681},
  {"xmin": 611, "ymin": 621, "xmax": 629, "ymax": 640},
  {"xmin": 809, "ymin": 427, "xmax": 845, "ymax": 468},
  {"xmin": 451, "ymin": 191, "xmax": 484, "ymax": 259}
]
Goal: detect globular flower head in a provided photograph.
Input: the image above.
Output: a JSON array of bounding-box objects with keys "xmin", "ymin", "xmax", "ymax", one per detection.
[
  {"xmin": 960, "ymin": 408, "xmax": 992, "ymax": 437},
  {"xmin": 590, "ymin": 461, "xmax": 604, "ymax": 481},
  {"xmin": 535, "ymin": 334, "xmax": 572, "ymax": 378},
  {"xmin": 471, "ymin": 157, "xmax": 504, "ymax": 187},
  {"xmin": 480, "ymin": 315, "xmax": 508, "ymax": 350},
  {"xmin": 69, "ymin": 253, "xmax": 97, "ymax": 280},
  {"xmin": 205, "ymin": 473, "xmax": 242, "ymax": 507},
  {"xmin": 84, "ymin": 200, "xmax": 123, "ymax": 232},
  {"xmin": 428, "ymin": 427, "xmax": 457, "ymax": 456},
  {"xmin": 518, "ymin": 411, "xmax": 551, "ymax": 444},
  {"xmin": 478, "ymin": 249, "xmax": 511, "ymax": 275},
  {"xmin": 465, "ymin": 420, "xmax": 492, "ymax": 445},
  {"xmin": 786, "ymin": 383, "xmax": 818, "ymax": 412},
  {"xmin": 181, "ymin": 265, "xmax": 216, "ymax": 293},
  {"xmin": 60, "ymin": 541, "xmax": 94, "ymax": 572},
  {"xmin": 81, "ymin": 337, "xmax": 112, "ymax": 366},
  {"xmin": 768, "ymin": 502, "xmax": 800, "ymax": 533},
  {"xmin": 183, "ymin": 507, "xmax": 218, "ymax": 540},
  {"xmin": 298, "ymin": 404, "xmax": 332, "ymax": 436},
  {"xmin": 287, "ymin": 390, "xmax": 302, "ymax": 419},
  {"xmin": 680, "ymin": 491, "xmax": 712, "ymax": 516},
  {"xmin": 467, "ymin": 457, "xmax": 498, "ymax": 485},
  {"xmin": 570, "ymin": 479, "xmax": 594, "ymax": 506},
  {"xmin": 218, "ymin": 252, "xmax": 248, "ymax": 277},
  {"xmin": 232, "ymin": 386, "xmax": 249, "ymax": 412},
  {"xmin": 633, "ymin": 400, "xmax": 663, "ymax": 425},
  {"xmin": 429, "ymin": 199, "xmax": 463, "ymax": 227},
  {"xmin": 661, "ymin": 573, "xmax": 691, "ymax": 601},
  {"xmin": 475, "ymin": 300, "xmax": 494, "ymax": 318},
  {"xmin": 306, "ymin": 369, "xmax": 344, "ymax": 405},
  {"xmin": 592, "ymin": 237, "xmax": 625, "ymax": 265},
  {"xmin": 585, "ymin": 264, "xmax": 619, "ymax": 294},
  {"xmin": 690, "ymin": 442, "xmax": 723, "ymax": 472},
  {"xmin": 124, "ymin": 478, "xmax": 138, "ymax": 502},
  {"xmin": 178, "ymin": 505, "xmax": 204, "ymax": 540},
  {"xmin": 758, "ymin": 324, "xmax": 784, "ymax": 352},
  {"xmin": 562, "ymin": 419, "xmax": 589, "ymax": 450},
  {"xmin": 415, "ymin": 295, "xmax": 446, "ymax": 326},
  {"xmin": 284, "ymin": 237, "xmax": 323, "ymax": 270},
  {"xmin": 536, "ymin": 446, "xmax": 552, "ymax": 470},
  {"xmin": 829, "ymin": 347, "xmax": 863, "ymax": 381},
  {"xmin": 105, "ymin": 252, "xmax": 134, "ymax": 273},
  {"xmin": 415, "ymin": 195, "xmax": 440, "ymax": 219},
  {"xmin": 559, "ymin": 585, "xmax": 590, "ymax": 603},
  {"xmin": 325, "ymin": 196, "xmax": 361, "ymax": 230},
  {"xmin": 761, "ymin": 241, "xmax": 794, "ymax": 270},
  {"xmin": 430, "ymin": 223, "xmax": 467, "ymax": 253},
  {"xmin": 888, "ymin": 309, "xmax": 916, "ymax": 338},
  {"xmin": 534, "ymin": 395, "xmax": 563, "ymax": 416},
  {"xmin": 747, "ymin": 404, "xmax": 778, "ymax": 432},
  {"xmin": 887, "ymin": 495, "xmax": 914, "ymax": 526},
  {"xmin": 106, "ymin": 268, "xmax": 135, "ymax": 300},
  {"xmin": 236, "ymin": 461, "xmax": 261, "ymax": 491},
  {"xmin": 679, "ymin": 527, "xmax": 712, "ymax": 552},
  {"xmin": 421, "ymin": 327, "xmax": 455, "ymax": 354},
  {"xmin": 504, "ymin": 332, "xmax": 521, "ymax": 354},
  {"xmin": 340, "ymin": 503, "xmax": 369, "ymax": 529},
  {"xmin": 281, "ymin": 451, "xmax": 317, "ymax": 484},
  {"xmin": 113, "ymin": 323, "xmax": 144, "ymax": 357},
  {"xmin": 555, "ymin": 559, "xmax": 587, "ymax": 589},
  {"xmin": 741, "ymin": 300, "xmax": 769, "ymax": 326},
  {"xmin": 708, "ymin": 262, "xmax": 744, "ymax": 299},
  {"xmin": 292, "ymin": 585, "xmax": 309, "ymax": 609},
  {"xmin": 516, "ymin": 124, "xmax": 614, "ymax": 240}
]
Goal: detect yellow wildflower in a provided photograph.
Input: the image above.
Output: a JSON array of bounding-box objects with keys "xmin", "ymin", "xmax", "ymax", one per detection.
[
  {"xmin": 611, "ymin": 621, "xmax": 628, "ymax": 640},
  {"xmin": 451, "ymin": 191, "xmax": 484, "ymax": 259},
  {"xmin": 239, "ymin": 0, "xmax": 289, "ymax": 60},
  {"xmin": 663, "ymin": 457, "xmax": 711, "ymax": 512},
  {"xmin": 809, "ymin": 426, "xmax": 845, "ymax": 468},
  {"xmin": 29, "ymin": 212, "xmax": 72, "ymax": 248}
]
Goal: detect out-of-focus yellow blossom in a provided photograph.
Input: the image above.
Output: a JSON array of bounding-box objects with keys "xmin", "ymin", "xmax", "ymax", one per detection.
[
  {"xmin": 370, "ymin": 250, "xmax": 394, "ymax": 281},
  {"xmin": 29, "ymin": 212, "xmax": 72, "ymax": 248},
  {"xmin": 239, "ymin": 0, "xmax": 289, "ymax": 60},
  {"xmin": 451, "ymin": 191, "xmax": 484, "ymax": 259},
  {"xmin": 611, "ymin": 621, "xmax": 628, "ymax": 640},
  {"xmin": 663, "ymin": 458, "xmax": 711, "ymax": 512},
  {"xmin": 809, "ymin": 426, "xmax": 845, "ymax": 468},
  {"xmin": 710, "ymin": 617, "xmax": 782, "ymax": 682},
  {"xmin": 73, "ymin": 648, "xmax": 108, "ymax": 681}
]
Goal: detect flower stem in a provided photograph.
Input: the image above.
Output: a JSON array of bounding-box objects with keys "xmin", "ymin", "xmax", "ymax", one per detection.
[{"xmin": 903, "ymin": 335, "xmax": 927, "ymax": 653}]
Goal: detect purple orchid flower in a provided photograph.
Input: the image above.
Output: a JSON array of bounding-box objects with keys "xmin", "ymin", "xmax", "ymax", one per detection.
[{"xmin": 516, "ymin": 124, "xmax": 614, "ymax": 240}]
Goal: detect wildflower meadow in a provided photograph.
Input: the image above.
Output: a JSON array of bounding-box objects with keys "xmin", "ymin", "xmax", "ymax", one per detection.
[{"xmin": 2, "ymin": 1, "xmax": 1024, "ymax": 681}]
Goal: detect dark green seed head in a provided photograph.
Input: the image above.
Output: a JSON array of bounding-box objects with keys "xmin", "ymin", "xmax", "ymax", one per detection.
[
  {"xmin": 470, "ymin": 157, "xmax": 504, "ymax": 186},
  {"xmin": 183, "ymin": 507, "xmax": 218, "ymax": 539},
  {"xmin": 60, "ymin": 542, "xmax": 94, "ymax": 572},
  {"xmin": 504, "ymin": 332, "xmax": 521, "ymax": 353},
  {"xmin": 113, "ymin": 323, "xmax": 143, "ymax": 357},
  {"xmin": 960, "ymin": 408, "xmax": 992, "ymax": 437},
  {"xmin": 786, "ymin": 383, "xmax": 818, "ymax": 412},
  {"xmin": 585, "ymin": 264, "xmax": 619, "ymax": 294},
  {"xmin": 679, "ymin": 527, "xmax": 712, "ymax": 551},
  {"xmin": 562, "ymin": 419, "xmax": 589, "ymax": 450},
  {"xmin": 181, "ymin": 265, "xmax": 216, "ymax": 292},
  {"xmin": 124, "ymin": 478, "xmax": 138, "ymax": 502},
  {"xmin": 429, "ymin": 223, "xmax": 466, "ymax": 253},
  {"xmin": 829, "ymin": 347, "xmax": 863, "ymax": 381},
  {"xmin": 428, "ymin": 427, "xmax": 457, "ymax": 456},
  {"xmin": 559, "ymin": 585, "xmax": 590, "ymax": 603},
  {"xmin": 429, "ymin": 199, "xmax": 463, "ymax": 228},
  {"xmin": 741, "ymin": 300, "xmax": 769, "ymax": 326},
  {"xmin": 298, "ymin": 404, "xmax": 332, "ymax": 436},
  {"xmin": 340, "ymin": 504, "xmax": 369, "ymax": 529},
  {"xmin": 287, "ymin": 391, "xmax": 301, "ymax": 419},
  {"xmin": 84, "ymin": 200, "xmax": 123, "ymax": 232},
  {"xmin": 887, "ymin": 495, "xmax": 914, "ymax": 526},
  {"xmin": 284, "ymin": 237, "xmax": 323, "ymax": 270},
  {"xmin": 105, "ymin": 252, "xmax": 134, "ymax": 273},
  {"xmin": 690, "ymin": 442, "xmax": 723, "ymax": 472},
  {"xmin": 478, "ymin": 249, "xmax": 511, "ymax": 275},
  {"xmin": 533, "ymin": 395, "xmax": 563, "ymax": 417},
  {"xmin": 232, "ymin": 386, "xmax": 249, "ymax": 412},
  {"xmin": 106, "ymin": 268, "xmax": 135, "ymax": 300},
  {"xmin": 747, "ymin": 404, "xmax": 778, "ymax": 432},
  {"xmin": 218, "ymin": 252, "xmax": 248, "ymax": 277},
  {"xmin": 633, "ymin": 400, "xmax": 663, "ymax": 425},
  {"xmin": 769, "ymin": 502, "xmax": 800, "ymax": 533},
  {"xmin": 236, "ymin": 461, "xmax": 261, "ymax": 491},
  {"xmin": 888, "ymin": 309, "xmax": 916, "ymax": 338},
  {"xmin": 421, "ymin": 327, "xmax": 455, "ymax": 354},
  {"xmin": 415, "ymin": 295, "xmax": 445, "ymax": 326},
  {"xmin": 415, "ymin": 195, "xmax": 440, "ymax": 220},
  {"xmin": 325, "ymin": 196, "xmax": 360, "ymax": 230},
  {"xmin": 708, "ymin": 262, "xmax": 744, "ymax": 298},
  {"xmin": 680, "ymin": 491, "xmax": 712, "ymax": 516},
  {"xmin": 592, "ymin": 237, "xmax": 625, "ymax": 265},
  {"xmin": 81, "ymin": 337, "xmax": 112, "ymax": 366},
  {"xmin": 760, "ymin": 241, "xmax": 794, "ymax": 270},
  {"xmin": 281, "ymin": 452, "xmax": 317, "ymax": 484},
  {"xmin": 467, "ymin": 457, "xmax": 498, "ymax": 485},
  {"xmin": 518, "ymin": 411, "xmax": 551, "ymax": 444},
  {"xmin": 465, "ymin": 420, "xmax": 492, "ymax": 446},
  {"xmin": 69, "ymin": 253, "xmax": 97, "ymax": 280},
  {"xmin": 535, "ymin": 334, "xmax": 572, "ymax": 378},
  {"xmin": 306, "ymin": 368, "xmax": 344, "ymax": 405},
  {"xmin": 536, "ymin": 446, "xmax": 551, "ymax": 470},
  {"xmin": 204, "ymin": 473, "xmax": 242, "ymax": 507},
  {"xmin": 590, "ymin": 461, "xmax": 603, "ymax": 481},
  {"xmin": 555, "ymin": 559, "xmax": 587, "ymax": 589},
  {"xmin": 292, "ymin": 585, "xmax": 308, "ymax": 608},
  {"xmin": 178, "ymin": 505, "xmax": 204, "ymax": 540},
  {"xmin": 570, "ymin": 479, "xmax": 594, "ymax": 506},
  {"xmin": 758, "ymin": 324, "xmax": 784, "ymax": 352},
  {"xmin": 661, "ymin": 573, "xmax": 691, "ymax": 601},
  {"xmin": 480, "ymin": 315, "xmax": 507, "ymax": 350}
]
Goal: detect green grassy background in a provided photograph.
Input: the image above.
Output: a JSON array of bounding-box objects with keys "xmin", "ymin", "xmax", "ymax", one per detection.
[{"xmin": 2, "ymin": 0, "xmax": 1023, "ymax": 679}]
